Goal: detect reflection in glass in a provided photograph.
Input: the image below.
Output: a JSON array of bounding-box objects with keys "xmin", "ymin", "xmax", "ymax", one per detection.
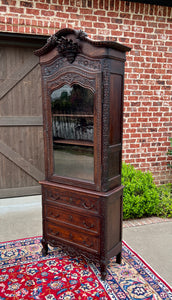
[
  {"xmin": 51, "ymin": 84, "xmax": 94, "ymax": 181},
  {"xmin": 53, "ymin": 144, "xmax": 94, "ymax": 180},
  {"xmin": 52, "ymin": 116, "xmax": 93, "ymax": 142}
]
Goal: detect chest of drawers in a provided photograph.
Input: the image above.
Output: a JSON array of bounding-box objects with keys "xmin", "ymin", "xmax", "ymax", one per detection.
[{"xmin": 41, "ymin": 181, "xmax": 123, "ymax": 280}]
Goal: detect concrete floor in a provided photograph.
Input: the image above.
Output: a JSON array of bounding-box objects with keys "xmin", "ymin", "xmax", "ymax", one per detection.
[
  {"xmin": 0, "ymin": 195, "xmax": 42, "ymax": 242},
  {"xmin": 123, "ymin": 222, "xmax": 172, "ymax": 287},
  {"xmin": 0, "ymin": 195, "xmax": 171, "ymax": 287}
]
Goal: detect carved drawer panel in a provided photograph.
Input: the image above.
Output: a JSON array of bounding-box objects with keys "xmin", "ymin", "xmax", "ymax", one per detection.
[
  {"xmin": 46, "ymin": 205, "xmax": 100, "ymax": 233},
  {"xmin": 45, "ymin": 188, "xmax": 100, "ymax": 213},
  {"xmin": 47, "ymin": 222, "xmax": 100, "ymax": 252}
]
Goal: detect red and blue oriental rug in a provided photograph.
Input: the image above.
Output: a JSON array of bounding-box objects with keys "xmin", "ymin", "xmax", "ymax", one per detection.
[{"xmin": 0, "ymin": 237, "xmax": 171, "ymax": 299}]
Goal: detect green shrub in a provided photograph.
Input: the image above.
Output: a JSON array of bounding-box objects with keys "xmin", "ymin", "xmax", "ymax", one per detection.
[
  {"xmin": 158, "ymin": 183, "xmax": 172, "ymax": 218},
  {"xmin": 122, "ymin": 163, "xmax": 160, "ymax": 220}
]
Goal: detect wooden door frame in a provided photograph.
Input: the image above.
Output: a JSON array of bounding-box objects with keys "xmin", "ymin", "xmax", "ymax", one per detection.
[
  {"xmin": 0, "ymin": 32, "xmax": 48, "ymax": 198},
  {"xmin": 0, "ymin": 32, "xmax": 48, "ymax": 47}
]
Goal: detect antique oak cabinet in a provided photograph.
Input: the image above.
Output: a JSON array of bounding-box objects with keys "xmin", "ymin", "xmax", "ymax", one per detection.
[{"xmin": 35, "ymin": 28, "xmax": 130, "ymax": 280}]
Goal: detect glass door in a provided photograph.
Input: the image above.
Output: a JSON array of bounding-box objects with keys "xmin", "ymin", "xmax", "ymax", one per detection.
[{"xmin": 51, "ymin": 84, "xmax": 94, "ymax": 181}]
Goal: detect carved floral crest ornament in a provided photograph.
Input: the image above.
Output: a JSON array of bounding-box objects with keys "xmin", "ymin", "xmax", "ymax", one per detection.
[
  {"xmin": 34, "ymin": 28, "xmax": 130, "ymax": 59},
  {"xmin": 36, "ymin": 29, "xmax": 88, "ymax": 63},
  {"xmin": 57, "ymin": 36, "xmax": 80, "ymax": 63}
]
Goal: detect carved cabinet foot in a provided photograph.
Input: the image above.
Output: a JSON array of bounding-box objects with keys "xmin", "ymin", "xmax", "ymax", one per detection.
[
  {"xmin": 100, "ymin": 261, "xmax": 107, "ymax": 281},
  {"xmin": 41, "ymin": 238, "xmax": 48, "ymax": 256},
  {"xmin": 116, "ymin": 252, "xmax": 122, "ymax": 264}
]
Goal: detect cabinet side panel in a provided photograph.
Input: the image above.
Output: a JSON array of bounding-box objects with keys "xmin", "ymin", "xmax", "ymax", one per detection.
[
  {"xmin": 106, "ymin": 194, "xmax": 122, "ymax": 251},
  {"xmin": 109, "ymin": 74, "xmax": 123, "ymax": 146},
  {"xmin": 108, "ymin": 74, "xmax": 123, "ymax": 184}
]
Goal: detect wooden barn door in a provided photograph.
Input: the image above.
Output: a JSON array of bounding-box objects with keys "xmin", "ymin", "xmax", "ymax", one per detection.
[{"xmin": 0, "ymin": 39, "xmax": 45, "ymax": 198}]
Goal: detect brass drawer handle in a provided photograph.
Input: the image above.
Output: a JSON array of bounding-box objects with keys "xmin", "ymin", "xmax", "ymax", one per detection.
[
  {"xmin": 49, "ymin": 212, "xmax": 60, "ymax": 218},
  {"xmin": 69, "ymin": 233, "xmax": 73, "ymax": 239},
  {"xmin": 49, "ymin": 229, "xmax": 54, "ymax": 235},
  {"xmin": 69, "ymin": 215, "xmax": 73, "ymax": 221},
  {"xmin": 83, "ymin": 240, "xmax": 93, "ymax": 248},
  {"xmin": 82, "ymin": 202, "xmax": 94, "ymax": 210},
  {"xmin": 83, "ymin": 221, "xmax": 94, "ymax": 229}
]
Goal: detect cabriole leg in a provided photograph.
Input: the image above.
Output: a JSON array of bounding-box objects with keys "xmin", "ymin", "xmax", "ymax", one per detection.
[
  {"xmin": 116, "ymin": 252, "xmax": 122, "ymax": 264},
  {"xmin": 100, "ymin": 260, "xmax": 107, "ymax": 281},
  {"xmin": 41, "ymin": 238, "xmax": 48, "ymax": 256}
]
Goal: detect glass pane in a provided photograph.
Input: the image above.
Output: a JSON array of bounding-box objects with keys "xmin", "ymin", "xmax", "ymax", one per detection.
[
  {"xmin": 53, "ymin": 144, "xmax": 94, "ymax": 181},
  {"xmin": 51, "ymin": 84, "xmax": 94, "ymax": 181},
  {"xmin": 52, "ymin": 116, "xmax": 93, "ymax": 142}
]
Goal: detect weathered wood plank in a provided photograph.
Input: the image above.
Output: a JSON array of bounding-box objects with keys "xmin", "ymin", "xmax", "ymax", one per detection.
[
  {"xmin": 0, "ymin": 186, "xmax": 41, "ymax": 199},
  {"xmin": 0, "ymin": 116, "xmax": 43, "ymax": 126},
  {"xmin": 0, "ymin": 140, "xmax": 44, "ymax": 181},
  {"xmin": 0, "ymin": 54, "xmax": 39, "ymax": 100}
]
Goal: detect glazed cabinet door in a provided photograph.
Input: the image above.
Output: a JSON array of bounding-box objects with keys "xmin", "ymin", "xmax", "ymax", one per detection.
[
  {"xmin": 42, "ymin": 64, "xmax": 102, "ymax": 191},
  {"xmin": 51, "ymin": 84, "xmax": 94, "ymax": 181}
]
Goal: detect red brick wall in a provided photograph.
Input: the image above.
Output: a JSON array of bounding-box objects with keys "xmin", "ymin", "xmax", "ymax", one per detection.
[{"xmin": 0, "ymin": 0, "xmax": 172, "ymax": 184}]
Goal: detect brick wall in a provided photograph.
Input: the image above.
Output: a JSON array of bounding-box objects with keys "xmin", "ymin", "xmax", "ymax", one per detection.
[{"xmin": 0, "ymin": 0, "xmax": 172, "ymax": 184}]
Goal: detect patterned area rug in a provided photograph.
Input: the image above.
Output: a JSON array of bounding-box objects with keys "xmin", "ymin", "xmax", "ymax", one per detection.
[{"xmin": 0, "ymin": 237, "xmax": 171, "ymax": 299}]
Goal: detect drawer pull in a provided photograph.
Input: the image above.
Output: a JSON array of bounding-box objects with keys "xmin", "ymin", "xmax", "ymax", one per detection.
[
  {"xmin": 83, "ymin": 221, "xmax": 94, "ymax": 229},
  {"xmin": 49, "ymin": 229, "xmax": 54, "ymax": 235},
  {"xmin": 69, "ymin": 233, "xmax": 73, "ymax": 239},
  {"xmin": 82, "ymin": 202, "xmax": 94, "ymax": 210},
  {"xmin": 49, "ymin": 192, "xmax": 60, "ymax": 201},
  {"xmin": 69, "ymin": 215, "xmax": 73, "ymax": 221},
  {"xmin": 49, "ymin": 212, "xmax": 60, "ymax": 218},
  {"xmin": 55, "ymin": 232, "xmax": 59, "ymax": 236},
  {"xmin": 83, "ymin": 240, "xmax": 93, "ymax": 248}
]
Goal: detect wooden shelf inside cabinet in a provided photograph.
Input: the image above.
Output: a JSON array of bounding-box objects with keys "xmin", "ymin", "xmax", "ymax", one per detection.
[
  {"xmin": 52, "ymin": 114, "xmax": 94, "ymax": 118},
  {"xmin": 53, "ymin": 139, "xmax": 93, "ymax": 147}
]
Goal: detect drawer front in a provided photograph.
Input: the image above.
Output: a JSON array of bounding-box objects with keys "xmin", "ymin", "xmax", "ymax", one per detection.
[
  {"xmin": 47, "ymin": 222, "xmax": 100, "ymax": 252},
  {"xmin": 45, "ymin": 187, "xmax": 100, "ymax": 213},
  {"xmin": 46, "ymin": 205, "xmax": 100, "ymax": 233}
]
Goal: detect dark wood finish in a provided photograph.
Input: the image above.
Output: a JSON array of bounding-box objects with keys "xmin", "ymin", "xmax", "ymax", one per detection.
[
  {"xmin": 53, "ymin": 140, "xmax": 93, "ymax": 147},
  {"xmin": 36, "ymin": 28, "xmax": 130, "ymax": 280}
]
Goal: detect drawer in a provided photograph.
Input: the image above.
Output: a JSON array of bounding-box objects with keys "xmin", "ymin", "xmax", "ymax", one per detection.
[
  {"xmin": 46, "ymin": 205, "xmax": 100, "ymax": 233},
  {"xmin": 47, "ymin": 222, "xmax": 100, "ymax": 252},
  {"xmin": 45, "ymin": 187, "xmax": 100, "ymax": 213}
]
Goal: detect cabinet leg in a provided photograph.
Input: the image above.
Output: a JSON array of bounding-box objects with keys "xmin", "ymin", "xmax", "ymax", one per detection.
[
  {"xmin": 116, "ymin": 252, "xmax": 122, "ymax": 264},
  {"xmin": 41, "ymin": 238, "xmax": 48, "ymax": 256},
  {"xmin": 100, "ymin": 261, "xmax": 107, "ymax": 281}
]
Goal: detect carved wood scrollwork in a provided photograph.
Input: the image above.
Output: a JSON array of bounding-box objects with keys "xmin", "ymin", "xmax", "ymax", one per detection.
[
  {"xmin": 42, "ymin": 56, "xmax": 101, "ymax": 77},
  {"xmin": 48, "ymin": 73, "xmax": 96, "ymax": 94},
  {"xmin": 102, "ymin": 59, "xmax": 111, "ymax": 189},
  {"xmin": 57, "ymin": 37, "xmax": 80, "ymax": 63}
]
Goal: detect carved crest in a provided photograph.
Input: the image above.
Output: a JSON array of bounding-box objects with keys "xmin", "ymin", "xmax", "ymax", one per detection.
[{"xmin": 57, "ymin": 36, "xmax": 80, "ymax": 63}]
